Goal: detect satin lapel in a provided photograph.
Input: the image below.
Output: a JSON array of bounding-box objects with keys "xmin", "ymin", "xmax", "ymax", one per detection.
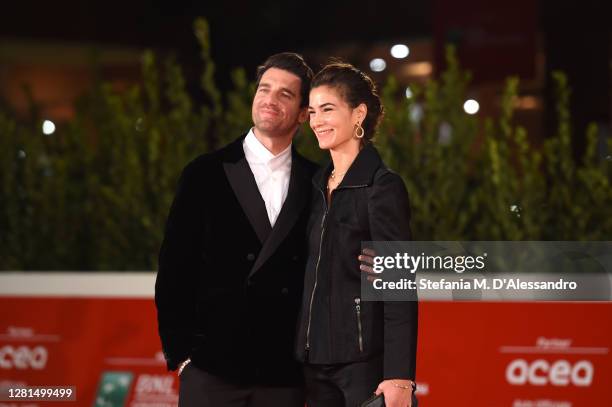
[
  {"xmin": 249, "ymin": 153, "xmax": 309, "ymax": 277},
  {"xmin": 223, "ymin": 145, "xmax": 271, "ymax": 244}
]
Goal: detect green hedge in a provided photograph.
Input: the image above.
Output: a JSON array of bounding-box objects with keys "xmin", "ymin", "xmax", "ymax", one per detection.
[{"xmin": 1, "ymin": 19, "xmax": 610, "ymax": 270}]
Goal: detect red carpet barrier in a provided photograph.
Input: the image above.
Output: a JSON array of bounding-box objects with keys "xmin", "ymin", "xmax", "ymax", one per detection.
[{"xmin": 0, "ymin": 275, "xmax": 610, "ymax": 406}]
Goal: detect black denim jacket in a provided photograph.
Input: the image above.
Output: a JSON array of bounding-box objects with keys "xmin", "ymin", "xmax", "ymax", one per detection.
[{"xmin": 295, "ymin": 143, "xmax": 418, "ymax": 380}]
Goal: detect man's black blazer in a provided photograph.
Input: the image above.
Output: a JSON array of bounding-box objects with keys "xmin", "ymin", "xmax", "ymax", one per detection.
[{"xmin": 155, "ymin": 134, "xmax": 318, "ymax": 386}]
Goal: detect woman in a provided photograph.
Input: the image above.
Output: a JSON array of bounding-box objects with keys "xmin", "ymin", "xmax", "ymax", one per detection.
[{"xmin": 295, "ymin": 63, "xmax": 418, "ymax": 407}]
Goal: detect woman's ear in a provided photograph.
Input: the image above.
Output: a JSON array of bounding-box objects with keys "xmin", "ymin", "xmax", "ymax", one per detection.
[{"xmin": 355, "ymin": 103, "xmax": 368, "ymax": 123}]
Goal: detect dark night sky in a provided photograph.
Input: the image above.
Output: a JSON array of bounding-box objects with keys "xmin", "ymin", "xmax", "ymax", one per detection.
[
  {"xmin": 3, "ymin": 1, "xmax": 609, "ymax": 75},
  {"xmin": 2, "ymin": 0, "xmax": 609, "ymax": 134},
  {"xmin": 1, "ymin": 0, "xmax": 429, "ymax": 84}
]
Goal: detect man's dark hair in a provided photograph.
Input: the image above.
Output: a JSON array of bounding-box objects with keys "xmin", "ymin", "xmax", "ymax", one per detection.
[{"xmin": 255, "ymin": 52, "xmax": 314, "ymax": 108}]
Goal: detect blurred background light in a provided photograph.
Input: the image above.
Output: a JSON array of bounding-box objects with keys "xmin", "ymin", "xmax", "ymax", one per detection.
[
  {"xmin": 390, "ymin": 44, "xmax": 410, "ymax": 59},
  {"xmin": 42, "ymin": 120, "xmax": 56, "ymax": 135},
  {"xmin": 463, "ymin": 99, "xmax": 480, "ymax": 115},
  {"xmin": 402, "ymin": 62, "xmax": 432, "ymax": 77},
  {"xmin": 409, "ymin": 103, "xmax": 424, "ymax": 123},
  {"xmin": 513, "ymin": 95, "xmax": 540, "ymax": 110},
  {"xmin": 438, "ymin": 121, "xmax": 453, "ymax": 145},
  {"xmin": 405, "ymin": 86, "xmax": 413, "ymax": 99},
  {"xmin": 369, "ymin": 58, "xmax": 387, "ymax": 72}
]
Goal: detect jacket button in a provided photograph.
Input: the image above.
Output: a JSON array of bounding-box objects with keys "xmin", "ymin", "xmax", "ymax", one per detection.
[
  {"xmin": 281, "ymin": 287, "xmax": 289, "ymax": 295},
  {"xmin": 246, "ymin": 253, "xmax": 255, "ymax": 261}
]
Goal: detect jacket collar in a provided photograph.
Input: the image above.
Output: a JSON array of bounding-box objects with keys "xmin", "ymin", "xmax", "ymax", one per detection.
[
  {"xmin": 222, "ymin": 132, "xmax": 313, "ymax": 277},
  {"xmin": 221, "ymin": 133, "xmax": 248, "ymax": 163},
  {"xmin": 313, "ymin": 142, "xmax": 382, "ymax": 191}
]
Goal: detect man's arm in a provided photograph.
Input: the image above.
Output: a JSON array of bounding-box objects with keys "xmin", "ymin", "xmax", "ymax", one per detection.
[{"xmin": 155, "ymin": 162, "xmax": 202, "ymax": 371}]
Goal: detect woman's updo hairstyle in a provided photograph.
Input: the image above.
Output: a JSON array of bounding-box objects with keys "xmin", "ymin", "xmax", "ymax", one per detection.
[{"xmin": 311, "ymin": 61, "xmax": 384, "ymax": 142}]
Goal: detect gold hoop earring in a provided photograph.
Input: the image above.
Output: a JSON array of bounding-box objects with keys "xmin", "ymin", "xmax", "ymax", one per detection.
[{"xmin": 354, "ymin": 123, "xmax": 365, "ymax": 139}]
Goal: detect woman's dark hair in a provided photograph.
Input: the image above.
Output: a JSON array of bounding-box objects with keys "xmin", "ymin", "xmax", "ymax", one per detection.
[
  {"xmin": 311, "ymin": 62, "xmax": 384, "ymax": 141},
  {"xmin": 255, "ymin": 52, "xmax": 314, "ymax": 108}
]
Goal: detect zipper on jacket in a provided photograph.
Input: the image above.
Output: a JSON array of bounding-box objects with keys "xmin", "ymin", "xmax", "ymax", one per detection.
[
  {"xmin": 305, "ymin": 189, "xmax": 328, "ymax": 351},
  {"xmin": 354, "ymin": 297, "xmax": 363, "ymax": 352},
  {"xmin": 305, "ymin": 183, "xmax": 368, "ymax": 352}
]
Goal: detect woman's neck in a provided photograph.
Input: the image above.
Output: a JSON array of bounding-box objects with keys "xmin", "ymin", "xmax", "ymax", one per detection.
[{"xmin": 329, "ymin": 139, "xmax": 361, "ymax": 175}]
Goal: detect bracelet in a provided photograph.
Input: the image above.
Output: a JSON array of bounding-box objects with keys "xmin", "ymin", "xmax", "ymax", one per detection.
[
  {"xmin": 392, "ymin": 380, "xmax": 415, "ymax": 391},
  {"xmin": 177, "ymin": 358, "xmax": 191, "ymax": 376}
]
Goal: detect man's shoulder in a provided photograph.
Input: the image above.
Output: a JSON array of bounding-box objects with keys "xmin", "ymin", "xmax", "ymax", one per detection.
[
  {"xmin": 181, "ymin": 151, "xmax": 219, "ymax": 177},
  {"xmin": 182, "ymin": 136, "xmax": 246, "ymax": 175},
  {"xmin": 293, "ymin": 151, "xmax": 320, "ymax": 177}
]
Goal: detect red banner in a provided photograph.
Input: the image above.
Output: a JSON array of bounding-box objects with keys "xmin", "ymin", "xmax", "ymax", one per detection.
[
  {"xmin": 1, "ymin": 288, "xmax": 610, "ymax": 406},
  {"xmin": 0, "ymin": 297, "xmax": 176, "ymax": 407},
  {"xmin": 417, "ymin": 302, "xmax": 611, "ymax": 406}
]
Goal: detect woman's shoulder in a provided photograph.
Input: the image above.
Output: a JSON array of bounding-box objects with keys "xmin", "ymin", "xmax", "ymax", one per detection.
[{"xmin": 371, "ymin": 164, "xmax": 406, "ymax": 190}]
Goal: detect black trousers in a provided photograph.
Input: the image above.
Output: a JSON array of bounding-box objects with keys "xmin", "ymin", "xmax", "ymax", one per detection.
[
  {"xmin": 303, "ymin": 356, "xmax": 383, "ymax": 407},
  {"xmin": 178, "ymin": 363, "xmax": 305, "ymax": 407}
]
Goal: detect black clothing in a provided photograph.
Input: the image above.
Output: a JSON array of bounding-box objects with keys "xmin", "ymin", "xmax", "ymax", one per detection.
[
  {"xmin": 303, "ymin": 357, "xmax": 419, "ymax": 407},
  {"xmin": 295, "ymin": 143, "xmax": 418, "ymax": 380},
  {"xmin": 178, "ymin": 363, "xmax": 305, "ymax": 407},
  {"xmin": 303, "ymin": 356, "xmax": 383, "ymax": 407},
  {"xmin": 155, "ymin": 135, "xmax": 318, "ymax": 386}
]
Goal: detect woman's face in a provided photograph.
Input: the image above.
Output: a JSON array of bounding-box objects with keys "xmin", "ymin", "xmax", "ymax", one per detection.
[{"xmin": 308, "ymin": 85, "xmax": 366, "ymax": 150}]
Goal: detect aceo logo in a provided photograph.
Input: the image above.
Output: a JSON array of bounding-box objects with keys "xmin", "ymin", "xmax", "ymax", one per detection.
[
  {"xmin": 506, "ymin": 359, "xmax": 593, "ymax": 386},
  {"xmin": 0, "ymin": 345, "xmax": 48, "ymax": 370}
]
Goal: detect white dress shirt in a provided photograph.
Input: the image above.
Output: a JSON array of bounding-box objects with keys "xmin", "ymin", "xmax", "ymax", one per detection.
[{"xmin": 243, "ymin": 129, "xmax": 292, "ymax": 227}]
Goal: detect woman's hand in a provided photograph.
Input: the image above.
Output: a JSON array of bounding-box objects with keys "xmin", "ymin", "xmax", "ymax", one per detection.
[{"xmin": 375, "ymin": 379, "xmax": 413, "ymax": 407}]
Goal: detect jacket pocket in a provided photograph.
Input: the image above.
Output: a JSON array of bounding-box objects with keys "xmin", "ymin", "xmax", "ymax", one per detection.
[{"xmin": 354, "ymin": 297, "xmax": 363, "ymax": 352}]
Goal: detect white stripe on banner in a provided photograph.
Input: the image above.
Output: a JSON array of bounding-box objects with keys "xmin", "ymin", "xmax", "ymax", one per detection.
[
  {"xmin": 499, "ymin": 346, "xmax": 609, "ymax": 354},
  {"xmin": 0, "ymin": 272, "xmax": 156, "ymax": 297}
]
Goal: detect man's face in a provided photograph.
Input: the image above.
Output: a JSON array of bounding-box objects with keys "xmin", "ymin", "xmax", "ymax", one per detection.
[{"xmin": 252, "ymin": 67, "xmax": 307, "ymax": 138}]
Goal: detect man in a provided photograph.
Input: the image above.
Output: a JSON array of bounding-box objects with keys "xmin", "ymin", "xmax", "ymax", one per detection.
[{"xmin": 155, "ymin": 52, "xmax": 317, "ymax": 407}]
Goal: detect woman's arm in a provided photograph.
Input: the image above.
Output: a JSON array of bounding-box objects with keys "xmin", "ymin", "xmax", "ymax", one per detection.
[{"xmin": 367, "ymin": 171, "xmax": 418, "ymax": 381}]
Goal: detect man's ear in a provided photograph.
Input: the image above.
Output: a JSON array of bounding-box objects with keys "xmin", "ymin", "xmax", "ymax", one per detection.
[{"xmin": 297, "ymin": 107, "xmax": 309, "ymax": 124}]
